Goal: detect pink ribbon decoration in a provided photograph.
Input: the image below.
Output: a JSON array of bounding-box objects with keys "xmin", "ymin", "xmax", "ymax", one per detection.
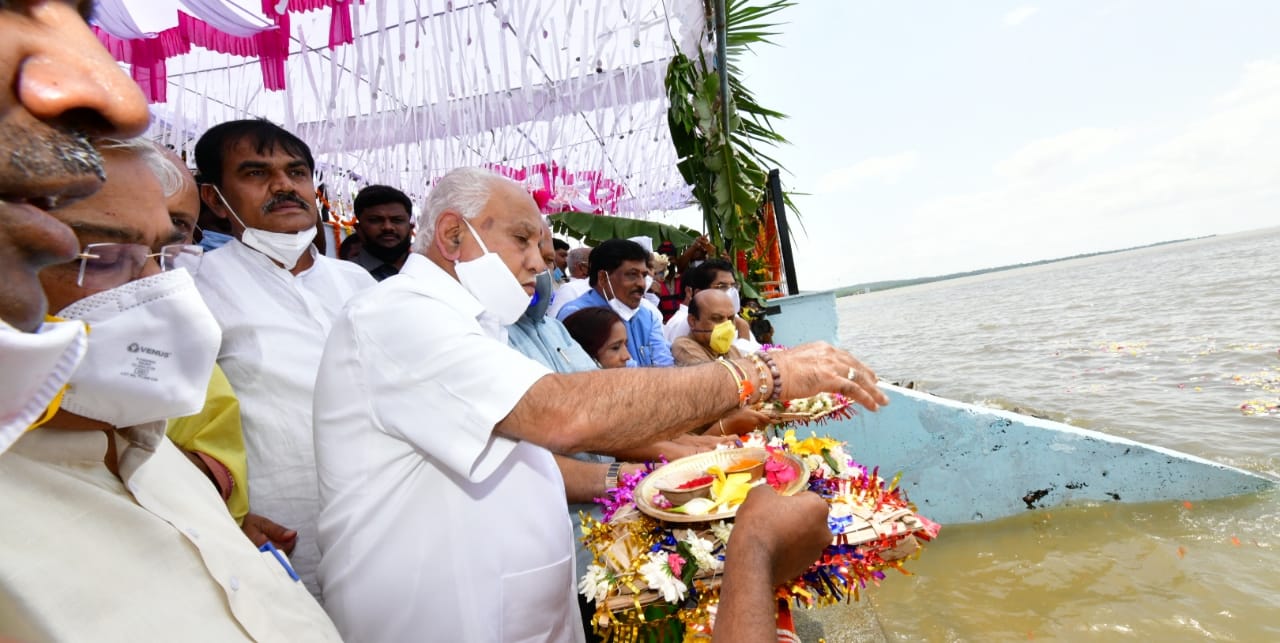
[{"xmin": 92, "ymin": 0, "xmax": 361, "ymax": 102}]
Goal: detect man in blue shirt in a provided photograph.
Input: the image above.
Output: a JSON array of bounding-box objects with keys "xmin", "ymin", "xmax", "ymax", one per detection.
[{"xmin": 555, "ymin": 238, "xmax": 674, "ymax": 366}]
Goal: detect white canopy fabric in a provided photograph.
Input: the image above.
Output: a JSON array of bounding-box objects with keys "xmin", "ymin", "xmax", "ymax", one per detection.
[{"xmin": 100, "ymin": 0, "xmax": 706, "ymax": 220}]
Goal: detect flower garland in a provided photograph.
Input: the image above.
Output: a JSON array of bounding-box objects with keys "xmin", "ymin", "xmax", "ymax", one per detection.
[
  {"xmin": 760, "ymin": 391, "xmax": 857, "ymax": 427},
  {"xmin": 578, "ymin": 430, "xmax": 940, "ymax": 641}
]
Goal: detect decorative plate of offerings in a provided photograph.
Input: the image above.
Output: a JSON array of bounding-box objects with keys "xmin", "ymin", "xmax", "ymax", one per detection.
[{"xmin": 634, "ymin": 447, "xmax": 809, "ymax": 523}]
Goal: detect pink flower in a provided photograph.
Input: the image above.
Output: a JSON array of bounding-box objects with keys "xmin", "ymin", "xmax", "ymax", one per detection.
[
  {"xmin": 765, "ymin": 455, "xmax": 797, "ymax": 489},
  {"xmin": 667, "ymin": 553, "xmax": 685, "ymax": 578}
]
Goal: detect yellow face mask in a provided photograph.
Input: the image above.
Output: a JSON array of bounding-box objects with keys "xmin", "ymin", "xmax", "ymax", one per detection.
[{"xmin": 709, "ymin": 320, "xmax": 736, "ymax": 355}]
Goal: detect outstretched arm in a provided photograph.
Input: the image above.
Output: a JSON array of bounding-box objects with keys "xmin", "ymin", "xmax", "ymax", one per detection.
[{"xmin": 497, "ymin": 342, "xmax": 888, "ymax": 455}]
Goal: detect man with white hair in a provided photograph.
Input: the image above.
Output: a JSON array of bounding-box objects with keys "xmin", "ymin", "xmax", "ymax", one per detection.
[
  {"xmin": 313, "ymin": 167, "xmax": 888, "ymax": 641},
  {"xmin": 548, "ymin": 245, "xmax": 592, "ymax": 318}
]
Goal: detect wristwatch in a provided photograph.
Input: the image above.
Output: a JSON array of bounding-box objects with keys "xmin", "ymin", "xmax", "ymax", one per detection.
[{"xmin": 605, "ymin": 462, "xmax": 622, "ymax": 490}]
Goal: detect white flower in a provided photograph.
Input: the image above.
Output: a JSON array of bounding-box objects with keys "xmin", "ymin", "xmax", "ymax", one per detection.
[
  {"xmin": 638, "ymin": 551, "xmax": 687, "ymax": 603},
  {"xmin": 679, "ymin": 531, "xmax": 723, "ymax": 574},
  {"xmin": 710, "ymin": 520, "xmax": 735, "ymax": 546},
  {"xmin": 578, "ymin": 563, "xmax": 612, "ymax": 603},
  {"xmin": 805, "ymin": 453, "xmax": 832, "ymax": 478}
]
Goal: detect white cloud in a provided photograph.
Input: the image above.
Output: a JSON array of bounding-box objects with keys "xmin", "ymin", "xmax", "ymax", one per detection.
[
  {"xmin": 849, "ymin": 58, "xmax": 1280, "ymax": 283},
  {"xmin": 816, "ymin": 151, "xmax": 919, "ymax": 192},
  {"xmin": 994, "ymin": 127, "xmax": 1134, "ymax": 179},
  {"xmin": 1004, "ymin": 6, "xmax": 1039, "ymax": 27}
]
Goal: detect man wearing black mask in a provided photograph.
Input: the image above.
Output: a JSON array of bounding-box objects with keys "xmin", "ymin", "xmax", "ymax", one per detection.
[{"xmin": 350, "ymin": 184, "xmax": 414, "ymax": 281}]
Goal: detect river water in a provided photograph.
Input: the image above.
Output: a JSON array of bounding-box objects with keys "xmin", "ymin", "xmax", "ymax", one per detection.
[{"xmin": 833, "ymin": 227, "xmax": 1280, "ymax": 642}]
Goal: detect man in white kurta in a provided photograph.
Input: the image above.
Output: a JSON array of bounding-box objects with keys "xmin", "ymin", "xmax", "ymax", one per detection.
[
  {"xmin": 314, "ymin": 252, "xmax": 580, "ymax": 642},
  {"xmin": 0, "ymin": 422, "xmax": 343, "ymax": 642},
  {"xmin": 198, "ymin": 240, "xmax": 373, "ymax": 597},
  {"xmin": 311, "ymin": 168, "xmax": 891, "ymax": 643}
]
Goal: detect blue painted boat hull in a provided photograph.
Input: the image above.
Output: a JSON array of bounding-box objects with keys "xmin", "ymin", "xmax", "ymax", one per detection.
[{"xmin": 815, "ymin": 384, "xmax": 1277, "ymax": 524}]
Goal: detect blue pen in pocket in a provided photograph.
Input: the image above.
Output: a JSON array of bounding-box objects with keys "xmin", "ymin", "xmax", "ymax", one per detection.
[{"xmin": 259, "ymin": 541, "xmax": 301, "ymax": 582}]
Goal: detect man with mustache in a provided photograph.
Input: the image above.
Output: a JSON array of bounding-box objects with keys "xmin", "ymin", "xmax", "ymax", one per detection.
[
  {"xmin": 349, "ymin": 184, "xmax": 414, "ymax": 281},
  {"xmin": 194, "ymin": 119, "xmax": 375, "ymax": 599},
  {"xmin": 0, "ymin": 0, "xmax": 151, "ymax": 451},
  {"xmin": 556, "ymin": 238, "xmax": 675, "ymax": 366}
]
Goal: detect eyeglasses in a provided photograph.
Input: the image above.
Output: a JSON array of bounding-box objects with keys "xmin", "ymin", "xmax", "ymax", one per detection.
[{"xmin": 73, "ymin": 243, "xmax": 205, "ymax": 289}]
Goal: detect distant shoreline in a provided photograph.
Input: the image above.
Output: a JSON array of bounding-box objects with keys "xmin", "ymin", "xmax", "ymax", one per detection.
[{"xmin": 833, "ymin": 235, "xmax": 1213, "ymax": 297}]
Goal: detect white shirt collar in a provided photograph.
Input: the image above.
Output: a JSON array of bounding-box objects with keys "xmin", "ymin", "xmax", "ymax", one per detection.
[
  {"xmin": 399, "ymin": 253, "xmax": 504, "ymax": 336},
  {"xmin": 11, "ymin": 421, "xmax": 166, "ymax": 470}
]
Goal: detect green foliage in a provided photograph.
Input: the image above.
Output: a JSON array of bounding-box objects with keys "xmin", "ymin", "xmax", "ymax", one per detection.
[
  {"xmin": 667, "ymin": 0, "xmax": 799, "ymax": 290},
  {"xmin": 548, "ymin": 211, "xmax": 701, "ymax": 248}
]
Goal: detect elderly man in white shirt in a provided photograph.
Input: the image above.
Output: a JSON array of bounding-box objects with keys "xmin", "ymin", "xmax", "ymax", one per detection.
[
  {"xmin": 194, "ymin": 119, "xmax": 375, "ymax": 598},
  {"xmin": 313, "ymin": 167, "xmax": 889, "ymax": 642},
  {"xmin": 1, "ymin": 137, "xmax": 341, "ymax": 642}
]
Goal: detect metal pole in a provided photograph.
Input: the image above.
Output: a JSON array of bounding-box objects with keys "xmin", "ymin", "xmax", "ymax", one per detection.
[
  {"xmin": 768, "ymin": 169, "xmax": 800, "ymax": 294},
  {"xmin": 713, "ymin": 0, "xmax": 733, "ymax": 254},
  {"xmin": 713, "ymin": 0, "xmax": 732, "ymax": 141}
]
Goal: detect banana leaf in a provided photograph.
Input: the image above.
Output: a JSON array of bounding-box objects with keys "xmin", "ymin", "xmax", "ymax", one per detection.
[{"xmin": 548, "ymin": 211, "xmax": 701, "ymax": 249}]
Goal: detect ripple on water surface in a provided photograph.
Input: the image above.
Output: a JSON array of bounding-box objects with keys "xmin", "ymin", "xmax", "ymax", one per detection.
[{"xmin": 833, "ymin": 229, "xmax": 1280, "ymax": 640}]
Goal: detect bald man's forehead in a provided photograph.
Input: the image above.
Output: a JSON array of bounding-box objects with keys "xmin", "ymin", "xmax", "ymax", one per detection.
[{"xmin": 694, "ymin": 289, "xmax": 735, "ymax": 316}]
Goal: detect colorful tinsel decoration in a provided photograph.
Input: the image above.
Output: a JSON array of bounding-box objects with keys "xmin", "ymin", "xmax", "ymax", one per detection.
[{"xmin": 757, "ymin": 392, "xmax": 857, "ymax": 428}]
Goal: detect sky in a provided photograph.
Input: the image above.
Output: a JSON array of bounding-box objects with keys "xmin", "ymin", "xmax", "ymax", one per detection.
[{"xmin": 715, "ymin": 1, "xmax": 1280, "ymax": 290}]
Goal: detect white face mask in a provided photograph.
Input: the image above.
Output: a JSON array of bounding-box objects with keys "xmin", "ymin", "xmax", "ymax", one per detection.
[
  {"xmin": 602, "ymin": 273, "xmax": 639, "ymax": 322},
  {"xmin": 454, "ymin": 218, "xmax": 533, "ymax": 326},
  {"xmin": 726, "ymin": 285, "xmax": 740, "ymax": 312},
  {"xmin": 212, "ymin": 186, "xmax": 316, "ymax": 270},
  {"xmin": 56, "ymin": 269, "xmax": 222, "ymax": 428},
  {"xmin": 644, "ymin": 274, "xmax": 654, "ymax": 292},
  {"xmin": 0, "ymin": 317, "xmax": 88, "ymax": 453}
]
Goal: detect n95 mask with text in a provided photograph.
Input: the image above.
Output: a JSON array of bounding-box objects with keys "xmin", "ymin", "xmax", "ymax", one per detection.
[
  {"xmin": 455, "ymin": 218, "xmax": 533, "ymax": 325},
  {"xmin": 56, "ymin": 269, "xmax": 222, "ymax": 428},
  {"xmin": 0, "ymin": 317, "xmax": 87, "ymax": 453},
  {"xmin": 212, "ymin": 186, "xmax": 316, "ymax": 270}
]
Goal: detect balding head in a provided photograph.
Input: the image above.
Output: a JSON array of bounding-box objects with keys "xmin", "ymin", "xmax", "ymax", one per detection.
[{"xmin": 688, "ymin": 288, "xmax": 736, "ymax": 348}]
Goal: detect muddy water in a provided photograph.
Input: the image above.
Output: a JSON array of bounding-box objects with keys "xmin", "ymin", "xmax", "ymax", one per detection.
[{"xmin": 833, "ymin": 228, "xmax": 1280, "ymax": 641}]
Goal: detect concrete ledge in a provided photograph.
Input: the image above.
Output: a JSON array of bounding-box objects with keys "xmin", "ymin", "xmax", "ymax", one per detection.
[{"xmin": 764, "ymin": 290, "xmax": 839, "ymax": 347}]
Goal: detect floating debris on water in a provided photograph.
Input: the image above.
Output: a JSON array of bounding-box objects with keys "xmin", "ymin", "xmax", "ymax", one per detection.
[
  {"xmin": 1100, "ymin": 341, "xmax": 1148, "ymax": 356},
  {"xmin": 1231, "ymin": 369, "xmax": 1280, "ymax": 394},
  {"xmin": 1239, "ymin": 400, "xmax": 1280, "ymax": 416}
]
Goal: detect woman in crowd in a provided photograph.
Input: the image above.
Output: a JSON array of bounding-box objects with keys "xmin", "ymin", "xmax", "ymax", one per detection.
[{"xmin": 563, "ymin": 306, "xmax": 631, "ymax": 369}]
